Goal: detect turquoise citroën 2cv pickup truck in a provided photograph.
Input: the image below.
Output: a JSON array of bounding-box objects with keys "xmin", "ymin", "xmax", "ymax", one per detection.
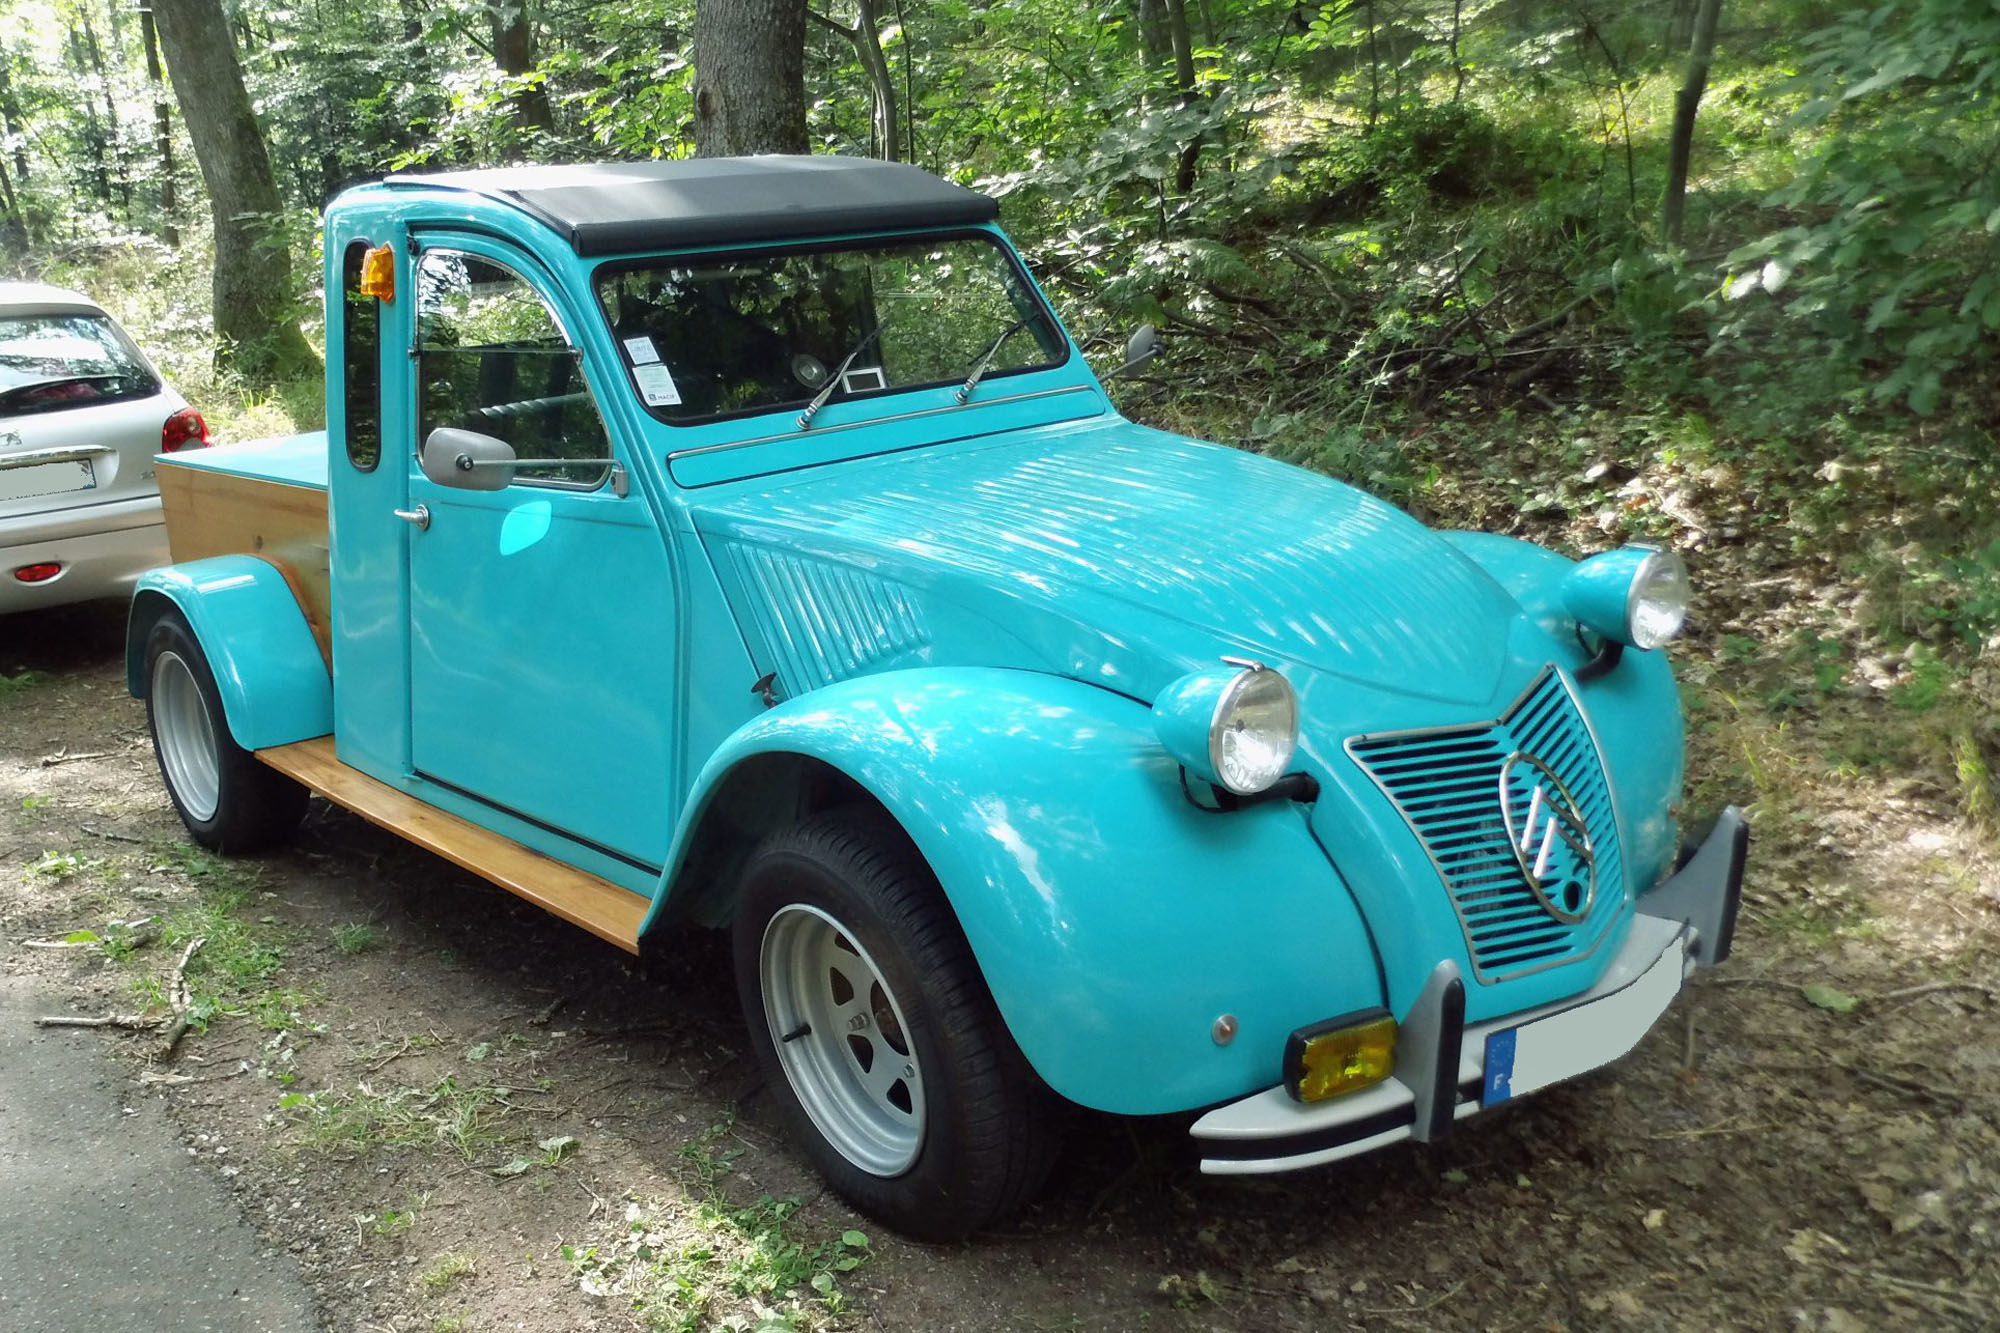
[{"xmin": 128, "ymin": 157, "xmax": 1746, "ymax": 1240}]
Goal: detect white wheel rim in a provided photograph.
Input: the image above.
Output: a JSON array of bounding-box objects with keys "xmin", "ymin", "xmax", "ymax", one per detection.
[
  {"xmin": 760, "ymin": 903, "xmax": 926, "ymax": 1177},
  {"xmin": 152, "ymin": 650, "xmax": 220, "ymax": 822}
]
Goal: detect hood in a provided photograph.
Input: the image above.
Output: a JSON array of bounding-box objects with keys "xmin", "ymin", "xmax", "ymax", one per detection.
[{"xmin": 689, "ymin": 419, "xmax": 1522, "ymax": 706}]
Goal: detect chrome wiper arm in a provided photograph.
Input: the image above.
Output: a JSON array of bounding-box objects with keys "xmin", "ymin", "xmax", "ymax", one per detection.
[
  {"xmin": 954, "ymin": 317, "xmax": 1032, "ymax": 404},
  {"xmin": 797, "ymin": 322, "xmax": 888, "ymax": 430}
]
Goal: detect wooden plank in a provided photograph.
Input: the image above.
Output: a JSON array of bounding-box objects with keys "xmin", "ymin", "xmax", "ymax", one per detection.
[
  {"xmin": 157, "ymin": 464, "xmax": 333, "ymax": 667},
  {"xmin": 255, "ymin": 737, "xmax": 647, "ymax": 953}
]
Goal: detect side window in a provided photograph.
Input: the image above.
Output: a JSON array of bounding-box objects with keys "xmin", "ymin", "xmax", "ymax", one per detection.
[
  {"xmin": 342, "ymin": 242, "xmax": 380, "ymax": 471},
  {"xmin": 415, "ymin": 249, "xmax": 611, "ymax": 488}
]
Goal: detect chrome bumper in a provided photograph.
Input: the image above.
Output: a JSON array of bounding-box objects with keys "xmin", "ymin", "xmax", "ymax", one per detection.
[{"xmin": 1191, "ymin": 805, "xmax": 1748, "ymax": 1175}]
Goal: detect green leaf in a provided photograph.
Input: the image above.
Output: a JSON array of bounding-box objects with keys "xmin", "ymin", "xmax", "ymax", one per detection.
[
  {"xmin": 1442, "ymin": 1167, "xmax": 1470, "ymax": 1184},
  {"xmin": 490, "ymin": 1156, "xmax": 534, "ymax": 1177},
  {"xmin": 840, "ymin": 1229, "xmax": 869, "ymax": 1248},
  {"xmin": 1803, "ymin": 983, "xmax": 1859, "ymax": 1014},
  {"xmin": 62, "ymin": 929, "xmax": 100, "ymax": 944}
]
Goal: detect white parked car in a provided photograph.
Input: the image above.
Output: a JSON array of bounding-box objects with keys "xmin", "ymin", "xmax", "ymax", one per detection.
[{"xmin": 0, "ymin": 282, "xmax": 208, "ymax": 615}]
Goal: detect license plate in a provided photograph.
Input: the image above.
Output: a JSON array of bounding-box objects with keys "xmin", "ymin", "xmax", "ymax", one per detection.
[
  {"xmin": 1481, "ymin": 932, "xmax": 1687, "ymax": 1106},
  {"xmin": 0, "ymin": 457, "xmax": 95, "ymax": 502}
]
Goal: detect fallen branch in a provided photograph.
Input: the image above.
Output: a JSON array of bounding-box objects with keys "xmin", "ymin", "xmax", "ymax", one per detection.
[
  {"xmin": 1877, "ymin": 981, "xmax": 1995, "ymax": 1006},
  {"xmin": 153, "ymin": 936, "xmax": 206, "ymax": 1061},
  {"xmin": 22, "ymin": 939, "xmax": 100, "ymax": 950},
  {"xmin": 36, "ymin": 1012, "xmax": 160, "ymax": 1031},
  {"xmin": 39, "ymin": 749, "xmax": 112, "ymax": 767},
  {"xmin": 80, "ymin": 823, "xmax": 147, "ymax": 844}
]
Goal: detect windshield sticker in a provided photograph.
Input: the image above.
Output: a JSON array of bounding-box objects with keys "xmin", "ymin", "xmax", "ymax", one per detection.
[
  {"xmin": 622, "ymin": 335, "xmax": 661, "ymax": 365},
  {"xmin": 633, "ymin": 361, "xmax": 682, "ymax": 407},
  {"xmin": 841, "ymin": 365, "xmax": 887, "ymax": 394}
]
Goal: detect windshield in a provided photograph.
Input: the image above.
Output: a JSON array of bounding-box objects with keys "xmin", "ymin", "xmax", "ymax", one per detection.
[
  {"xmin": 595, "ymin": 233, "xmax": 1066, "ymax": 425},
  {"xmin": 0, "ymin": 313, "xmax": 160, "ymax": 415}
]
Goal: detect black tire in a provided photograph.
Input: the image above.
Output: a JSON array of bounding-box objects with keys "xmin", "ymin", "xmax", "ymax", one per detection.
[
  {"xmin": 733, "ymin": 808, "xmax": 1059, "ymax": 1241},
  {"xmin": 143, "ymin": 609, "xmax": 308, "ymax": 853}
]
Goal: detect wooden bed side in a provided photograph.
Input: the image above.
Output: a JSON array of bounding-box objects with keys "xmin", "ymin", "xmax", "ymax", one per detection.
[
  {"xmin": 256, "ymin": 737, "xmax": 648, "ymax": 953},
  {"xmin": 156, "ymin": 464, "xmax": 333, "ymax": 666}
]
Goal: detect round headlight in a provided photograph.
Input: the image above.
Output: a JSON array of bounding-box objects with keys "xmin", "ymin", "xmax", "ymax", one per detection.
[
  {"xmin": 1210, "ymin": 667, "xmax": 1299, "ymax": 794},
  {"xmin": 1626, "ymin": 549, "xmax": 1690, "ymax": 649},
  {"xmin": 1154, "ymin": 663, "xmax": 1300, "ymax": 796},
  {"xmin": 1562, "ymin": 546, "xmax": 1690, "ymax": 650}
]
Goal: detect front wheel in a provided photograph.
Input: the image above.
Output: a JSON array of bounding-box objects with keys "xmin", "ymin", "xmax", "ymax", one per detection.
[
  {"xmin": 144, "ymin": 609, "xmax": 308, "ymax": 853},
  {"xmin": 733, "ymin": 809, "xmax": 1058, "ymax": 1241}
]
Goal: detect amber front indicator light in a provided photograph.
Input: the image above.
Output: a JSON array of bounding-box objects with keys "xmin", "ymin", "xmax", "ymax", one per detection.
[
  {"xmin": 161, "ymin": 407, "xmax": 210, "ymax": 453},
  {"xmin": 13, "ymin": 562, "xmax": 62, "ymax": 583},
  {"xmin": 1284, "ymin": 1009, "xmax": 1397, "ymax": 1103}
]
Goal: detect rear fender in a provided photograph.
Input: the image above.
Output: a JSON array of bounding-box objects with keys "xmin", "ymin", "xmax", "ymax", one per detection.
[
  {"xmin": 126, "ymin": 556, "xmax": 332, "ymax": 750},
  {"xmin": 647, "ymin": 667, "xmax": 1383, "ymax": 1116}
]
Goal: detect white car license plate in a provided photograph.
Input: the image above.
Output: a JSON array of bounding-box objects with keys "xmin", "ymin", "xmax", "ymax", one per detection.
[
  {"xmin": 0, "ymin": 457, "xmax": 96, "ymax": 502},
  {"xmin": 1481, "ymin": 931, "xmax": 1687, "ymax": 1106}
]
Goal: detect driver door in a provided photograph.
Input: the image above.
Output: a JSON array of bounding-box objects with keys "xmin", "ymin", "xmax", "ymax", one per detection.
[{"xmin": 402, "ymin": 239, "xmax": 676, "ymax": 873}]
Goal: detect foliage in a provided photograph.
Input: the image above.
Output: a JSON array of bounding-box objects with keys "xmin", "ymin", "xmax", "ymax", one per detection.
[{"xmin": 1717, "ymin": 0, "xmax": 2000, "ymax": 417}]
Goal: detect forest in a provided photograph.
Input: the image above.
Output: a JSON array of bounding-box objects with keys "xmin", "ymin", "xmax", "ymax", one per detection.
[{"xmin": 2, "ymin": 1, "xmax": 1998, "ymax": 1328}]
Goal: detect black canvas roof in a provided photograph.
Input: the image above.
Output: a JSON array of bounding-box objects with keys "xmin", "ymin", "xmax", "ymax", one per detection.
[{"xmin": 383, "ymin": 157, "xmax": 1000, "ymax": 256}]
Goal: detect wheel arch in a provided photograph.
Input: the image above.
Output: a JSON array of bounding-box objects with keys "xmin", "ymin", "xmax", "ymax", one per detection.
[
  {"xmin": 643, "ymin": 667, "xmax": 1384, "ymax": 1117},
  {"xmin": 126, "ymin": 556, "xmax": 333, "ymax": 752}
]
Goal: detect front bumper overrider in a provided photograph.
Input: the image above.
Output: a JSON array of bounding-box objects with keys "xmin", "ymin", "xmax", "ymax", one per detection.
[{"xmin": 1190, "ymin": 805, "xmax": 1748, "ymax": 1174}]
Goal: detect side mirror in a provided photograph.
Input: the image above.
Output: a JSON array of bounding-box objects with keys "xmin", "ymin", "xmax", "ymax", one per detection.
[
  {"xmin": 1112, "ymin": 324, "xmax": 1161, "ymax": 378},
  {"xmin": 421, "ymin": 427, "xmax": 515, "ymax": 491}
]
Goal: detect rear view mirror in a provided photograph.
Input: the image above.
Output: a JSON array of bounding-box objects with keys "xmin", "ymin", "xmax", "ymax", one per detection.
[
  {"xmin": 1113, "ymin": 324, "xmax": 1161, "ymax": 378},
  {"xmin": 422, "ymin": 427, "xmax": 516, "ymax": 491}
]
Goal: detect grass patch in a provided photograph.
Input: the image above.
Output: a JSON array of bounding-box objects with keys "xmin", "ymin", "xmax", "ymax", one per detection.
[
  {"xmin": 560, "ymin": 1120, "xmax": 871, "ymax": 1332},
  {"xmin": 0, "ymin": 669, "xmax": 47, "ymax": 696},
  {"xmin": 276, "ymin": 1076, "xmax": 514, "ymax": 1161},
  {"xmin": 332, "ymin": 922, "xmax": 381, "ymax": 954},
  {"xmin": 24, "ymin": 850, "xmax": 108, "ymax": 885},
  {"xmin": 419, "ymin": 1252, "xmax": 477, "ymax": 1294}
]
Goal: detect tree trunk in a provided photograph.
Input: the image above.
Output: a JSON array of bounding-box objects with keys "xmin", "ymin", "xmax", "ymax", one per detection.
[
  {"xmin": 487, "ymin": 2, "xmax": 554, "ymax": 135},
  {"xmin": 139, "ymin": 6, "xmax": 179, "ymax": 246},
  {"xmin": 81, "ymin": 11, "xmax": 133, "ymax": 215},
  {"xmin": 1135, "ymin": 0, "xmax": 1171, "ymax": 91},
  {"xmin": 1661, "ymin": 0, "xmax": 1725, "ymax": 243},
  {"xmin": 150, "ymin": 0, "xmax": 319, "ymax": 380},
  {"xmin": 0, "ymin": 154, "xmax": 29, "ymax": 251},
  {"xmin": 1164, "ymin": 0, "xmax": 1200, "ymax": 192},
  {"xmin": 0, "ymin": 63, "xmax": 29, "ymax": 182},
  {"xmin": 853, "ymin": 0, "xmax": 899, "ymax": 161},
  {"xmin": 66, "ymin": 23, "xmax": 111, "ymax": 205},
  {"xmin": 693, "ymin": 0, "xmax": 808, "ymax": 157}
]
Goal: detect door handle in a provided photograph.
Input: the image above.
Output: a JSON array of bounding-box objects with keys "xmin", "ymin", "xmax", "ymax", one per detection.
[{"xmin": 394, "ymin": 504, "xmax": 431, "ymax": 531}]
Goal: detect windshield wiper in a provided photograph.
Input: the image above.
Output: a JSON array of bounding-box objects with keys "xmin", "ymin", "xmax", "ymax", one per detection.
[
  {"xmin": 954, "ymin": 316, "xmax": 1035, "ymax": 404},
  {"xmin": 796, "ymin": 322, "xmax": 888, "ymax": 430},
  {"xmin": 0, "ymin": 374, "xmax": 126, "ymax": 410}
]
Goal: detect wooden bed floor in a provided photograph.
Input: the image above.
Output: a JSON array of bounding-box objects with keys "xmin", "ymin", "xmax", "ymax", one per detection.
[{"xmin": 255, "ymin": 737, "xmax": 647, "ymax": 953}]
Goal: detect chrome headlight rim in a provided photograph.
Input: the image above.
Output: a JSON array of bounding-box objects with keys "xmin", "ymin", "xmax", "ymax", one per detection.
[
  {"xmin": 1205, "ymin": 661, "xmax": 1300, "ymax": 796},
  {"xmin": 1624, "ymin": 547, "xmax": 1690, "ymax": 650}
]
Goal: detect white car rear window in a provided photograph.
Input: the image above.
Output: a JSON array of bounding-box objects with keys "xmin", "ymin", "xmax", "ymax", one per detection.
[{"xmin": 0, "ymin": 313, "xmax": 160, "ymax": 416}]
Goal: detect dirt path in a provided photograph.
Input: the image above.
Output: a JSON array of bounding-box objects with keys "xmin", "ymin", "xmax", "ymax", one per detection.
[{"xmin": 2, "ymin": 601, "xmax": 1994, "ymax": 1332}]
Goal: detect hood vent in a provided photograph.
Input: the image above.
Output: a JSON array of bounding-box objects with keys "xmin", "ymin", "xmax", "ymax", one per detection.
[{"xmin": 721, "ymin": 542, "xmax": 928, "ymax": 693}]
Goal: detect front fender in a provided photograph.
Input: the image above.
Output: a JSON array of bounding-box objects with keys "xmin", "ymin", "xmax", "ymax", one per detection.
[
  {"xmin": 126, "ymin": 556, "xmax": 332, "ymax": 751},
  {"xmin": 648, "ymin": 667, "xmax": 1383, "ymax": 1116}
]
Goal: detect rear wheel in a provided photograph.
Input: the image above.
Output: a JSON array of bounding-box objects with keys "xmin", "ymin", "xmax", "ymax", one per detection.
[
  {"xmin": 144, "ymin": 610, "xmax": 307, "ymax": 853},
  {"xmin": 734, "ymin": 809, "xmax": 1058, "ymax": 1241}
]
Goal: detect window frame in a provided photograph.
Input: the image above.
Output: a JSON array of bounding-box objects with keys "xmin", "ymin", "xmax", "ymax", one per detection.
[{"xmin": 411, "ymin": 243, "xmax": 617, "ymax": 494}]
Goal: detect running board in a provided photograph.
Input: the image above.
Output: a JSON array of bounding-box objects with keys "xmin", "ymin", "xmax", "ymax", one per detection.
[{"xmin": 256, "ymin": 737, "xmax": 646, "ymax": 954}]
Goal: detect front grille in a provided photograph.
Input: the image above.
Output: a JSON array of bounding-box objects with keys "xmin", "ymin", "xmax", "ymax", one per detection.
[{"xmin": 1347, "ymin": 667, "xmax": 1624, "ymax": 983}]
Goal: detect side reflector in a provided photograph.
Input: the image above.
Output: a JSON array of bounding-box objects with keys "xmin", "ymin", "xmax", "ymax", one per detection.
[
  {"xmin": 359, "ymin": 243, "xmax": 397, "ymax": 302},
  {"xmin": 13, "ymin": 562, "xmax": 61, "ymax": 583},
  {"xmin": 1285, "ymin": 1009, "xmax": 1398, "ymax": 1103}
]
